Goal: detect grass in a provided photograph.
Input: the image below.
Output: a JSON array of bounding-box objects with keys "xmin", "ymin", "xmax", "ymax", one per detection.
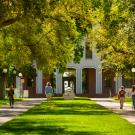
[
  {"xmin": 113, "ymin": 96, "xmax": 132, "ymax": 104},
  {"xmin": 0, "ymin": 97, "xmax": 135, "ymax": 135},
  {"xmin": 0, "ymin": 98, "xmax": 23, "ymax": 107},
  {"xmin": 124, "ymin": 97, "xmax": 132, "ymax": 104}
]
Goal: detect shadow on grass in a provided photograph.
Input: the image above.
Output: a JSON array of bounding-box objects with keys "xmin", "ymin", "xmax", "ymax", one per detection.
[
  {"xmin": 53, "ymin": 97, "xmax": 90, "ymax": 100},
  {"xmin": 24, "ymin": 100, "xmax": 112, "ymax": 116},
  {"xmin": 0, "ymin": 121, "xmax": 107, "ymax": 135},
  {"xmin": 0, "ymin": 98, "xmax": 114, "ymax": 135}
]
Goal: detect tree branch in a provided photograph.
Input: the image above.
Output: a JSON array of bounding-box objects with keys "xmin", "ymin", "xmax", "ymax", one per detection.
[{"xmin": 0, "ymin": 16, "xmax": 20, "ymax": 28}]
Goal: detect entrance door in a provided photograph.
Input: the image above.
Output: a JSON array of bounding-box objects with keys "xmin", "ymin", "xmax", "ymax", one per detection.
[
  {"xmin": 62, "ymin": 77, "xmax": 76, "ymax": 93},
  {"xmin": 85, "ymin": 68, "xmax": 96, "ymax": 97}
]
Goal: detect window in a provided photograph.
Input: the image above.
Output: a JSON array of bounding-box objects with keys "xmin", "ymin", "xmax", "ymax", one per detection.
[
  {"xmin": 85, "ymin": 41, "xmax": 92, "ymax": 59},
  {"xmin": 122, "ymin": 78, "xmax": 132, "ymax": 88},
  {"xmin": 105, "ymin": 79, "xmax": 112, "ymax": 87}
]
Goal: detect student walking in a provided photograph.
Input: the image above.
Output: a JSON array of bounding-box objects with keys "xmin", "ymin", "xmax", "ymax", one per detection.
[
  {"xmin": 8, "ymin": 85, "xmax": 14, "ymax": 108},
  {"xmin": 118, "ymin": 86, "xmax": 126, "ymax": 109},
  {"xmin": 131, "ymin": 85, "xmax": 135, "ymax": 110},
  {"xmin": 45, "ymin": 82, "xmax": 53, "ymax": 102}
]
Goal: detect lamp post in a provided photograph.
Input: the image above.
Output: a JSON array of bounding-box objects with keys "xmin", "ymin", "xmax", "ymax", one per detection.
[
  {"xmin": 18, "ymin": 73, "xmax": 23, "ymax": 97},
  {"xmin": 131, "ymin": 68, "xmax": 135, "ymax": 85},
  {"xmin": 3, "ymin": 68, "xmax": 7, "ymax": 74},
  {"xmin": 18, "ymin": 73, "xmax": 23, "ymax": 78},
  {"xmin": 3, "ymin": 68, "xmax": 8, "ymax": 98}
]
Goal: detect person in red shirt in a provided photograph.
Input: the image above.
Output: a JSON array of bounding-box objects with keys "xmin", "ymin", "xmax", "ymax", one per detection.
[{"xmin": 118, "ymin": 86, "xmax": 126, "ymax": 109}]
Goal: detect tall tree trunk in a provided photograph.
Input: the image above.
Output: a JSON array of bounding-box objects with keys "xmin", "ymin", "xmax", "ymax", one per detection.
[{"xmin": 0, "ymin": 76, "xmax": 5, "ymax": 99}]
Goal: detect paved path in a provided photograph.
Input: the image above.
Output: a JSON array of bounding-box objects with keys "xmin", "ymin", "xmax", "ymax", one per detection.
[
  {"xmin": 0, "ymin": 98, "xmax": 46, "ymax": 126},
  {"xmin": 91, "ymin": 98, "xmax": 135, "ymax": 125}
]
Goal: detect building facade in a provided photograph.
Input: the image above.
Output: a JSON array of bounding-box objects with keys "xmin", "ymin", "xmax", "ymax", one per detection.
[
  {"xmin": 55, "ymin": 41, "xmax": 122, "ymax": 97},
  {"xmin": 14, "ymin": 39, "xmax": 123, "ymax": 98}
]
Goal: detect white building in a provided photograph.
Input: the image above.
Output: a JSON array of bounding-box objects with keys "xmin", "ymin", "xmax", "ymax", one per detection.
[
  {"xmin": 15, "ymin": 40, "xmax": 122, "ymax": 98},
  {"xmin": 55, "ymin": 40, "xmax": 122, "ymax": 97}
]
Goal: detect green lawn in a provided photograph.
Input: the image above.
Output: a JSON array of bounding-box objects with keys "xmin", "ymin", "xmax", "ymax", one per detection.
[
  {"xmin": 0, "ymin": 97, "xmax": 135, "ymax": 135},
  {"xmin": 120, "ymin": 97, "xmax": 132, "ymax": 106},
  {"xmin": 113, "ymin": 97, "xmax": 132, "ymax": 104},
  {"xmin": 124, "ymin": 97, "xmax": 132, "ymax": 104},
  {"xmin": 0, "ymin": 98, "xmax": 23, "ymax": 107}
]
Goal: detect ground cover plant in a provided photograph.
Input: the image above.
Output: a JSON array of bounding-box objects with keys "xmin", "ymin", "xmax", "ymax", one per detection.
[{"xmin": 0, "ymin": 97, "xmax": 135, "ymax": 135}]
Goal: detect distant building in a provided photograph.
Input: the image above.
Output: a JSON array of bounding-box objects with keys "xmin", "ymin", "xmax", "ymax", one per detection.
[
  {"xmin": 55, "ymin": 39, "xmax": 122, "ymax": 97},
  {"xmin": 15, "ymin": 39, "xmax": 122, "ymax": 98}
]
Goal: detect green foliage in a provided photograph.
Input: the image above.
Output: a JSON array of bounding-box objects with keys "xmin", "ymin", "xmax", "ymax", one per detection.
[
  {"xmin": 19, "ymin": 64, "xmax": 37, "ymax": 79},
  {"xmin": 74, "ymin": 44, "xmax": 84, "ymax": 63},
  {"xmin": 1, "ymin": 0, "xmax": 134, "ymax": 77},
  {"xmin": 0, "ymin": 0, "xmax": 93, "ymax": 73},
  {"xmin": 90, "ymin": 0, "xmax": 135, "ymax": 77}
]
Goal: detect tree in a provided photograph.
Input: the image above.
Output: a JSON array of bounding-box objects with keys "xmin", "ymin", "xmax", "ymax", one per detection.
[
  {"xmin": 0, "ymin": 0, "xmax": 98, "ymax": 98},
  {"xmin": 90, "ymin": 0, "xmax": 135, "ymax": 77},
  {"xmin": 0, "ymin": 0, "xmax": 93, "ymax": 74}
]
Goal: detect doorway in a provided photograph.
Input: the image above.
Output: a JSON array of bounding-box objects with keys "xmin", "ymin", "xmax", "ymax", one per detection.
[
  {"xmin": 82, "ymin": 68, "xmax": 96, "ymax": 97},
  {"xmin": 62, "ymin": 69, "xmax": 76, "ymax": 93}
]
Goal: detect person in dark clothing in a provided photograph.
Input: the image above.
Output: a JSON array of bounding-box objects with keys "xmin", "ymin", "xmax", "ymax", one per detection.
[
  {"xmin": 118, "ymin": 86, "xmax": 126, "ymax": 109},
  {"xmin": 8, "ymin": 85, "xmax": 14, "ymax": 108},
  {"xmin": 131, "ymin": 85, "xmax": 135, "ymax": 110}
]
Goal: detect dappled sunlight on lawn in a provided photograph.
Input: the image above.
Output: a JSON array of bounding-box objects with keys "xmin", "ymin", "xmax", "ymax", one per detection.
[{"xmin": 0, "ymin": 97, "xmax": 135, "ymax": 135}]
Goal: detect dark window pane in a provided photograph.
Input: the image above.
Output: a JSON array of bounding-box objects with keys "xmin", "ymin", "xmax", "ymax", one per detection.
[
  {"xmin": 122, "ymin": 78, "xmax": 132, "ymax": 88},
  {"xmin": 85, "ymin": 41, "xmax": 92, "ymax": 59},
  {"xmin": 105, "ymin": 79, "xmax": 112, "ymax": 87}
]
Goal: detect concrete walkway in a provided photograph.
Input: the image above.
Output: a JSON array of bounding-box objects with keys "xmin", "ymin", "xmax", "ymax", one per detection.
[
  {"xmin": 91, "ymin": 98, "xmax": 135, "ymax": 125},
  {"xmin": 0, "ymin": 98, "xmax": 46, "ymax": 126}
]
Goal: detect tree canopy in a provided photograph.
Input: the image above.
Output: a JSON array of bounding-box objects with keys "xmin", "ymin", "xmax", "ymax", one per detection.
[
  {"xmin": 90, "ymin": 0, "xmax": 135, "ymax": 77},
  {"xmin": 0, "ymin": 0, "xmax": 135, "ymax": 77},
  {"xmin": 0, "ymin": 0, "xmax": 93, "ymax": 73}
]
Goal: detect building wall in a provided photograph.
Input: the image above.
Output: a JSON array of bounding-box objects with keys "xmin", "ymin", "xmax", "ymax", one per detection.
[
  {"xmin": 55, "ymin": 42, "xmax": 104, "ymax": 97},
  {"xmin": 17, "ymin": 42, "xmax": 122, "ymax": 98},
  {"xmin": 55, "ymin": 42, "xmax": 122, "ymax": 97}
]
